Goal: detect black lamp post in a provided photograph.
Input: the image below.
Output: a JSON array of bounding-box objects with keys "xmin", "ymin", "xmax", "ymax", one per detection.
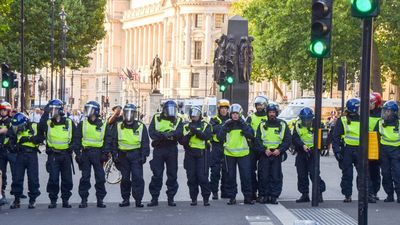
[
  {"xmin": 59, "ymin": 8, "xmax": 68, "ymax": 102},
  {"xmin": 50, "ymin": 0, "xmax": 55, "ymax": 99}
]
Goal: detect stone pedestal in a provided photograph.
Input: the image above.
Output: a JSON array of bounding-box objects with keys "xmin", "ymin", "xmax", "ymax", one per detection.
[{"xmin": 148, "ymin": 93, "xmax": 164, "ymax": 123}]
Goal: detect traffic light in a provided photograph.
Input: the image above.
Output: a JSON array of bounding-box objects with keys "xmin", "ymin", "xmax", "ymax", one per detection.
[
  {"xmin": 1, "ymin": 63, "xmax": 11, "ymax": 89},
  {"xmin": 219, "ymin": 76, "xmax": 227, "ymax": 92},
  {"xmin": 310, "ymin": 0, "xmax": 333, "ymax": 58},
  {"xmin": 226, "ymin": 60, "xmax": 235, "ymax": 85},
  {"xmin": 351, "ymin": 0, "xmax": 380, "ymax": 18}
]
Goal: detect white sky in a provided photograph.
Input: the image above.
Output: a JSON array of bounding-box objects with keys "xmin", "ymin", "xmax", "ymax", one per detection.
[{"xmin": 132, "ymin": 0, "xmax": 160, "ymax": 8}]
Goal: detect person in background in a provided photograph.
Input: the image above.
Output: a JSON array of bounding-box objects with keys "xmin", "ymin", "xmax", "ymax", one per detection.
[{"xmin": 29, "ymin": 108, "xmax": 42, "ymax": 123}]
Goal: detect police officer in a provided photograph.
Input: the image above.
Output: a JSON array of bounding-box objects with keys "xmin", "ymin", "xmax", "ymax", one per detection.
[
  {"xmin": 73, "ymin": 101, "xmax": 108, "ymax": 208},
  {"xmin": 180, "ymin": 106, "xmax": 212, "ymax": 206},
  {"xmin": 256, "ymin": 103, "xmax": 291, "ymax": 204},
  {"xmin": 218, "ymin": 104, "xmax": 254, "ymax": 205},
  {"xmin": 106, "ymin": 104, "xmax": 150, "ymax": 207},
  {"xmin": 0, "ymin": 101, "xmax": 17, "ymax": 202},
  {"xmin": 9, "ymin": 113, "xmax": 41, "ymax": 209},
  {"xmin": 332, "ymin": 98, "xmax": 360, "ymax": 202},
  {"xmin": 38, "ymin": 99, "xmax": 76, "ymax": 208},
  {"xmin": 148, "ymin": 100, "xmax": 183, "ymax": 207},
  {"xmin": 375, "ymin": 101, "xmax": 400, "ymax": 203},
  {"xmin": 292, "ymin": 107, "xmax": 325, "ymax": 203},
  {"xmin": 209, "ymin": 99, "xmax": 230, "ymax": 200},
  {"xmin": 368, "ymin": 92, "xmax": 382, "ymax": 203},
  {"xmin": 246, "ymin": 95, "xmax": 268, "ymax": 201}
]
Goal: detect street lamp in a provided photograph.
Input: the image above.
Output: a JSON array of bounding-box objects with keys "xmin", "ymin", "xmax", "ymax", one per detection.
[
  {"xmin": 50, "ymin": 0, "xmax": 55, "ymax": 99},
  {"xmin": 59, "ymin": 8, "xmax": 68, "ymax": 102},
  {"xmin": 38, "ymin": 75, "xmax": 47, "ymax": 108}
]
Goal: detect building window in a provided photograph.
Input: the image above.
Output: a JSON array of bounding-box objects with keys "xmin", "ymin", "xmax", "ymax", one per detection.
[
  {"xmin": 194, "ymin": 41, "xmax": 202, "ymax": 60},
  {"xmin": 82, "ymin": 79, "xmax": 88, "ymax": 89},
  {"xmin": 215, "ymin": 14, "xmax": 224, "ymax": 28},
  {"xmin": 195, "ymin": 14, "xmax": 203, "ymax": 28},
  {"xmin": 191, "ymin": 73, "xmax": 200, "ymax": 88}
]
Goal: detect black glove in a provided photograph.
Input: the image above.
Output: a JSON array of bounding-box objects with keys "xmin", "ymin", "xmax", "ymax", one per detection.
[
  {"xmin": 19, "ymin": 137, "xmax": 31, "ymax": 144},
  {"xmin": 334, "ymin": 152, "xmax": 343, "ymax": 162},
  {"xmin": 224, "ymin": 119, "xmax": 234, "ymax": 126},
  {"xmin": 101, "ymin": 153, "xmax": 109, "ymax": 163},
  {"xmin": 189, "ymin": 123, "xmax": 197, "ymax": 133},
  {"xmin": 75, "ymin": 154, "xmax": 82, "ymax": 165},
  {"xmin": 164, "ymin": 131, "xmax": 174, "ymax": 140},
  {"xmin": 139, "ymin": 156, "xmax": 147, "ymax": 164},
  {"xmin": 45, "ymin": 148, "xmax": 52, "ymax": 155}
]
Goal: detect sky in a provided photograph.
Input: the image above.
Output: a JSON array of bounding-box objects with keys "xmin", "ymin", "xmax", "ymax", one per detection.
[{"xmin": 132, "ymin": 0, "xmax": 160, "ymax": 8}]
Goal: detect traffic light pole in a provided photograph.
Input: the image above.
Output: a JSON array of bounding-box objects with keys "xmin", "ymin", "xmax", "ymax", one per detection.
[
  {"xmin": 20, "ymin": 0, "xmax": 25, "ymax": 113},
  {"xmin": 312, "ymin": 57, "xmax": 323, "ymax": 207},
  {"xmin": 358, "ymin": 17, "xmax": 373, "ymax": 225}
]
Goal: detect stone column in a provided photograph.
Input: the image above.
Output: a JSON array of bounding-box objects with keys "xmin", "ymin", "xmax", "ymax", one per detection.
[
  {"xmin": 185, "ymin": 14, "xmax": 191, "ymax": 65},
  {"xmin": 138, "ymin": 27, "xmax": 142, "ymax": 67},
  {"xmin": 144, "ymin": 25, "xmax": 149, "ymax": 66},
  {"xmin": 128, "ymin": 29, "xmax": 132, "ymax": 68},
  {"xmin": 124, "ymin": 29, "xmax": 128, "ymax": 68},
  {"xmin": 133, "ymin": 28, "xmax": 138, "ymax": 67},
  {"xmin": 153, "ymin": 23, "xmax": 157, "ymax": 59},
  {"xmin": 157, "ymin": 23, "xmax": 162, "ymax": 57},
  {"xmin": 204, "ymin": 13, "xmax": 212, "ymax": 64},
  {"xmin": 162, "ymin": 18, "xmax": 168, "ymax": 65},
  {"xmin": 171, "ymin": 16, "xmax": 177, "ymax": 65}
]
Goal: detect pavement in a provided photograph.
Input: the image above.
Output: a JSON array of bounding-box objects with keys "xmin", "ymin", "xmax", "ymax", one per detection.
[{"xmin": 1, "ymin": 148, "xmax": 399, "ymax": 225}]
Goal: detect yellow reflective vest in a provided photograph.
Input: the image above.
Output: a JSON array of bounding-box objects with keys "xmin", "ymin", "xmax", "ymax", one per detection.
[
  {"xmin": 46, "ymin": 119, "xmax": 73, "ymax": 150},
  {"xmin": 183, "ymin": 121, "xmax": 208, "ymax": 150},
  {"xmin": 154, "ymin": 113, "xmax": 181, "ymax": 133},
  {"xmin": 259, "ymin": 120, "xmax": 286, "ymax": 149},
  {"xmin": 17, "ymin": 123, "xmax": 38, "ymax": 148},
  {"xmin": 340, "ymin": 117, "xmax": 360, "ymax": 146},
  {"xmin": 378, "ymin": 120, "xmax": 400, "ymax": 147},
  {"xmin": 224, "ymin": 129, "xmax": 249, "ymax": 157},
  {"xmin": 117, "ymin": 122, "xmax": 144, "ymax": 151},
  {"xmin": 249, "ymin": 114, "xmax": 267, "ymax": 135},
  {"xmin": 81, "ymin": 119, "xmax": 106, "ymax": 148},
  {"xmin": 295, "ymin": 120, "xmax": 314, "ymax": 148}
]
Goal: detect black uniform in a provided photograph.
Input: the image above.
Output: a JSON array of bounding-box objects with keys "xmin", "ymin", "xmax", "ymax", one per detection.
[
  {"xmin": 369, "ymin": 108, "xmax": 382, "ymax": 198},
  {"xmin": 0, "ymin": 116, "xmax": 16, "ymax": 198}
]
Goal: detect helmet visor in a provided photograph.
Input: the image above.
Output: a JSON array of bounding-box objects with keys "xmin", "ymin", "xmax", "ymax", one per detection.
[
  {"xmin": 230, "ymin": 104, "xmax": 242, "ymax": 114},
  {"xmin": 163, "ymin": 105, "xmax": 177, "ymax": 118},
  {"xmin": 84, "ymin": 105, "xmax": 97, "ymax": 117},
  {"xmin": 123, "ymin": 108, "xmax": 136, "ymax": 122},
  {"xmin": 301, "ymin": 118, "xmax": 313, "ymax": 127},
  {"xmin": 254, "ymin": 96, "xmax": 268, "ymax": 106},
  {"xmin": 382, "ymin": 108, "xmax": 397, "ymax": 121},
  {"xmin": 49, "ymin": 106, "xmax": 61, "ymax": 118},
  {"xmin": 190, "ymin": 107, "xmax": 202, "ymax": 117}
]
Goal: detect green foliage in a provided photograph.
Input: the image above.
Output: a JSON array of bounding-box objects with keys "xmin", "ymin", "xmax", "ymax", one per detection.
[{"xmin": 233, "ymin": 0, "xmax": 399, "ymax": 91}]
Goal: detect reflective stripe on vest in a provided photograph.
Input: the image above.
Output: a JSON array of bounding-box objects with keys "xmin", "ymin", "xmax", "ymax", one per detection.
[
  {"xmin": 260, "ymin": 121, "xmax": 286, "ymax": 149},
  {"xmin": 183, "ymin": 121, "xmax": 208, "ymax": 150},
  {"xmin": 369, "ymin": 116, "xmax": 380, "ymax": 132},
  {"xmin": 249, "ymin": 114, "xmax": 267, "ymax": 135},
  {"xmin": 117, "ymin": 122, "xmax": 143, "ymax": 150},
  {"xmin": 378, "ymin": 120, "xmax": 400, "ymax": 146},
  {"xmin": 47, "ymin": 119, "xmax": 73, "ymax": 150},
  {"xmin": 295, "ymin": 120, "xmax": 314, "ymax": 148},
  {"xmin": 154, "ymin": 114, "xmax": 181, "ymax": 132},
  {"xmin": 82, "ymin": 119, "xmax": 106, "ymax": 148},
  {"xmin": 341, "ymin": 117, "xmax": 360, "ymax": 146},
  {"xmin": 17, "ymin": 123, "xmax": 38, "ymax": 148},
  {"xmin": 224, "ymin": 129, "xmax": 249, "ymax": 157},
  {"xmin": 212, "ymin": 116, "xmax": 222, "ymax": 142}
]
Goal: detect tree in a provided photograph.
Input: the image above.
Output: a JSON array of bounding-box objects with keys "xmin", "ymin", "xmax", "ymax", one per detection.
[
  {"xmin": 0, "ymin": 0, "xmax": 106, "ymax": 108},
  {"xmin": 232, "ymin": 0, "xmax": 400, "ymax": 94}
]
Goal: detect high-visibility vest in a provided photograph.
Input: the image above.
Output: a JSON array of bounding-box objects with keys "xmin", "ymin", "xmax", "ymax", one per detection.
[
  {"xmin": 295, "ymin": 120, "xmax": 314, "ymax": 148},
  {"xmin": 183, "ymin": 121, "xmax": 208, "ymax": 150},
  {"xmin": 154, "ymin": 113, "xmax": 181, "ymax": 132},
  {"xmin": 0, "ymin": 121, "xmax": 10, "ymax": 144},
  {"xmin": 17, "ymin": 123, "xmax": 38, "ymax": 148},
  {"xmin": 249, "ymin": 114, "xmax": 267, "ymax": 135},
  {"xmin": 378, "ymin": 120, "xmax": 400, "ymax": 147},
  {"xmin": 224, "ymin": 129, "xmax": 249, "ymax": 157},
  {"xmin": 81, "ymin": 119, "xmax": 106, "ymax": 148},
  {"xmin": 211, "ymin": 115, "xmax": 222, "ymax": 142},
  {"xmin": 117, "ymin": 122, "xmax": 144, "ymax": 150},
  {"xmin": 341, "ymin": 117, "xmax": 360, "ymax": 146},
  {"xmin": 369, "ymin": 116, "xmax": 380, "ymax": 132},
  {"xmin": 46, "ymin": 119, "xmax": 73, "ymax": 150},
  {"xmin": 260, "ymin": 121, "xmax": 286, "ymax": 149}
]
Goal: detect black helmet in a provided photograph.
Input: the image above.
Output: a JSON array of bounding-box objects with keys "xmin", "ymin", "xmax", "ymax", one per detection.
[
  {"xmin": 162, "ymin": 100, "xmax": 178, "ymax": 119},
  {"xmin": 123, "ymin": 103, "xmax": 138, "ymax": 123}
]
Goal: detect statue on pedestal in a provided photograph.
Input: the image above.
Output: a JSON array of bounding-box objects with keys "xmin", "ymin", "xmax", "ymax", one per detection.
[{"xmin": 150, "ymin": 55, "xmax": 162, "ymax": 93}]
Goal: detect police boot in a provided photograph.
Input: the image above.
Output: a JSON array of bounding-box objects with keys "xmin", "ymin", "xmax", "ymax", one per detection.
[
  {"xmin": 296, "ymin": 194, "xmax": 310, "ymax": 203},
  {"xmin": 168, "ymin": 197, "xmax": 176, "ymax": 207},
  {"xmin": 0, "ymin": 195, "xmax": 6, "ymax": 206},
  {"xmin": 203, "ymin": 197, "xmax": 210, "ymax": 206},
  {"xmin": 28, "ymin": 199, "xmax": 36, "ymax": 209},
  {"xmin": 20, "ymin": 194, "xmax": 27, "ymax": 199},
  {"xmin": 79, "ymin": 199, "xmax": 88, "ymax": 208},
  {"xmin": 227, "ymin": 198, "xmax": 236, "ymax": 205},
  {"xmin": 97, "ymin": 200, "xmax": 106, "ymax": 208},
  {"xmin": 256, "ymin": 196, "xmax": 263, "ymax": 203},
  {"xmin": 260, "ymin": 196, "xmax": 270, "ymax": 204},
  {"xmin": 368, "ymin": 195, "xmax": 376, "ymax": 203},
  {"xmin": 373, "ymin": 194, "xmax": 379, "ymax": 201},
  {"xmin": 62, "ymin": 201, "xmax": 72, "ymax": 208},
  {"xmin": 384, "ymin": 194, "xmax": 394, "ymax": 202},
  {"xmin": 135, "ymin": 200, "xmax": 144, "ymax": 208},
  {"xmin": 212, "ymin": 192, "xmax": 218, "ymax": 200},
  {"xmin": 190, "ymin": 199, "xmax": 197, "ymax": 206},
  {"xmin": 343, "ymin": 196, "xmax": 352, "ymax": 203},
  {"xmin": 147, "ymin": 199, "xmax": 158, "ymax": 207},
  {"xmin": 48, "ymin": 200, "xmax": 57, "ymax": 209},
  {"xmin": 119, "ymin": 199, "xmax": 130, "ymax": 207},
  {"xmin": 244, "ymin": 198, "xmax": 255, "ymax": 205},
  {"xmin": 319, "ymin": 193, "xmax": 324, "ymax": 203},
  {"xmin": 10, "ymin": 198, "xmax": 20, "ymax": 209},
  {"xmin": 269, "ymin": 197, "xmax": 278, "ymax": 205}
]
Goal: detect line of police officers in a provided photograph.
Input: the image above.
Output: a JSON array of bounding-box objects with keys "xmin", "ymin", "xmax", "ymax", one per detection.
[{"xmin": 1, "ymin": 92, "xmax": 400, "ymax": 209}]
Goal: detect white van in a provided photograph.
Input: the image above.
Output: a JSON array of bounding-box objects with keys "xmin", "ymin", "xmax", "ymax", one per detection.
[{"xmin": 278, "ymin": 97, "xmax": 342, "ymax": 124}]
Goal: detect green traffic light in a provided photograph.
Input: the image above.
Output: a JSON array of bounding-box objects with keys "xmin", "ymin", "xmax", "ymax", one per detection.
[
  {"xmin": 219, "ymin": 85, "xmax": 227, "ymax": 92},
  {"xmin": 226, "ymin": 76, "xmax": 234, "ymax": 85},
  {"xmin": 309, "ymin": 40, "xmax": 328, "ymax": 57},
  {"xmin": 352, "ymin": 0, "xmax": 375, "ymax": 14},
  {"xmin": 2, "ymin": 80, "xmax": 10, "ymax": 88}
]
